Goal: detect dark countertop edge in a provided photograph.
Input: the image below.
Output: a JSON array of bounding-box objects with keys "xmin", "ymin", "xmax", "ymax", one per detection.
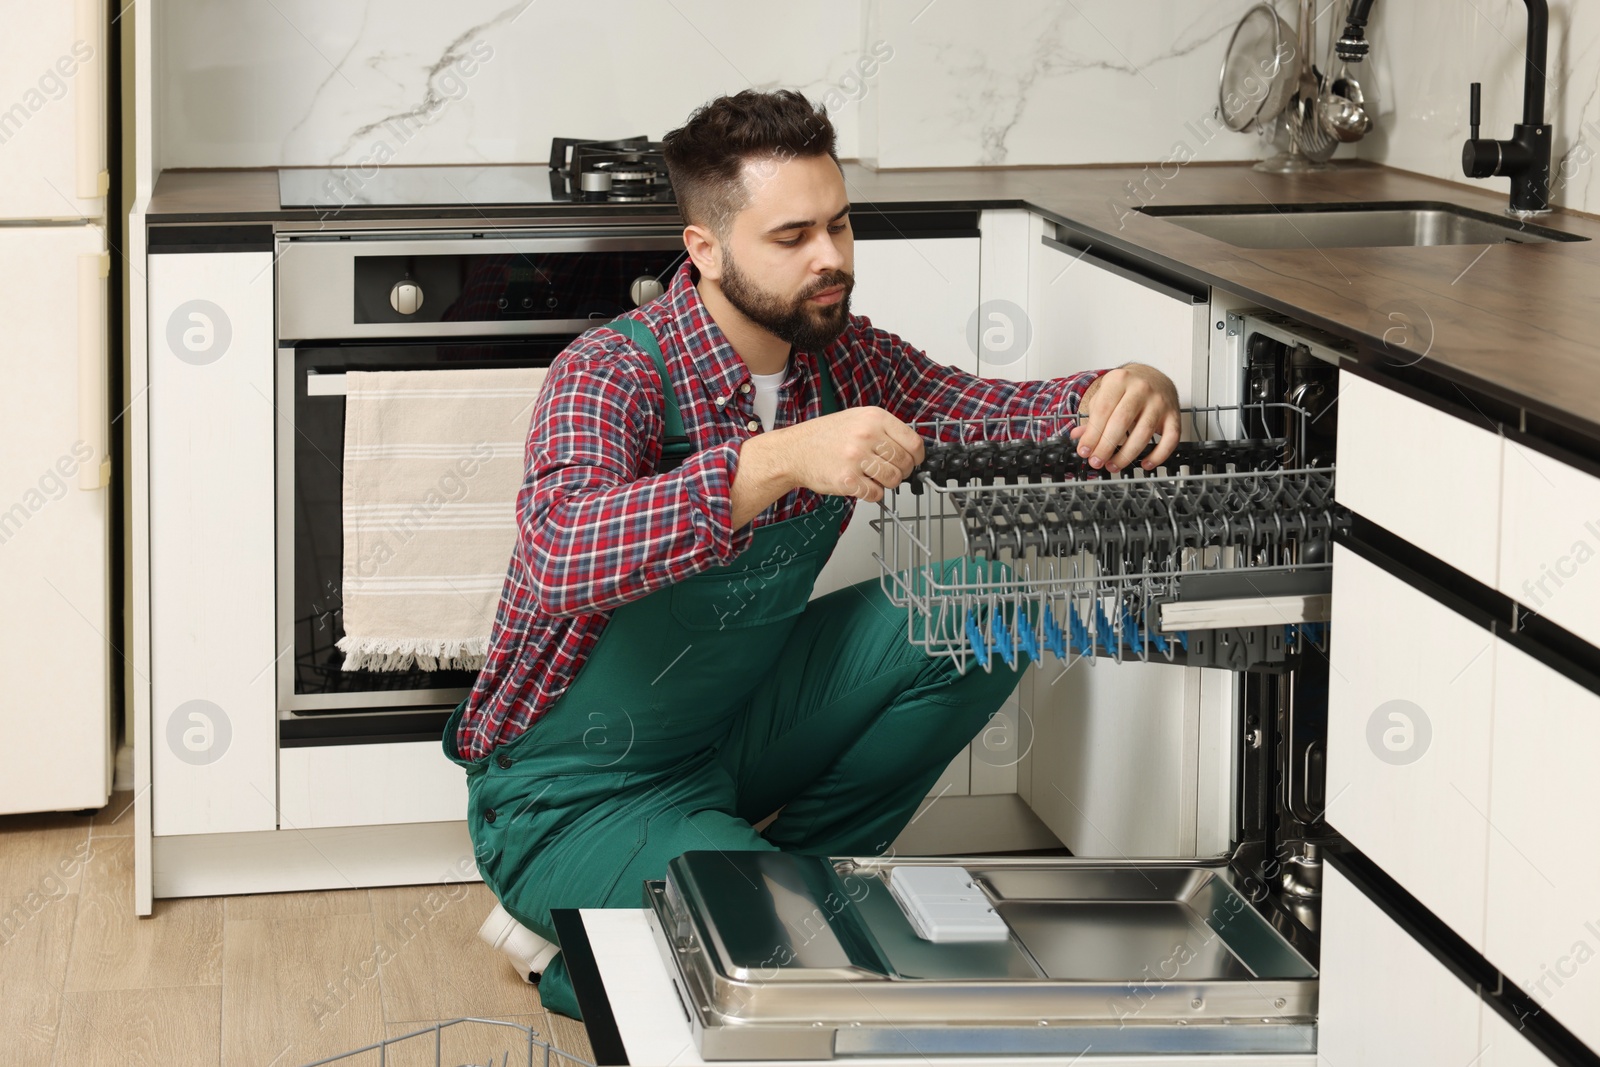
[
  {"xmin": 144, "ymin": 177, "xmax": 1600, "ymax": 460},
  {"xmin": 141, "ymin": 196, "xmax": 1023, "ymax": 225}
]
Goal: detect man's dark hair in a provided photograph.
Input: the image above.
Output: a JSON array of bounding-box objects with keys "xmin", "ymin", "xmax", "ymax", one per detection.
[{"xmin": 662, "ymin": 89, "xmax": 838, "ymax": 237}]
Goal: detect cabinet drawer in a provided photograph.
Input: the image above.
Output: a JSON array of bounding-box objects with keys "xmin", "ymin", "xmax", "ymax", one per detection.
[
  {"xmin": 1484, "ymin": 640, "xmax": 1600, "ymax": 1053},
  {"xmin": 1499, "ymin": 441, "xmax": 1600, "ymax": 647},
  {"xmin": 1327, "ymin": 544, "xmax": 1495, "ymax": 949},
  {"xmin": 279, "ymin": 742, "xmax": 468, "ymax": 829},
  {"xmin": 1319, "ymin": 863, "xmax": 1483, "ymax": 1065},
  {"xmin": 1335, "ymin": 372, "xmax": 1502, "ymax": 586}
]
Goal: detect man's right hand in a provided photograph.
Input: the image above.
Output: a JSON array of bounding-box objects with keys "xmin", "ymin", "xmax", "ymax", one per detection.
[
  {"xmin": 731, "ymin": 407, "xmax": 925, "ymax": 529},
  {"xmin": 773, "ymin": 406, "xmax": 926, "ymax": 502}
]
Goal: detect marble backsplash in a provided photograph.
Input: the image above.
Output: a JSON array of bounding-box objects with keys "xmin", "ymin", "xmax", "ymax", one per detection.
[
  {"xmin": 157, "ymin": 0, "xmax": 1286, "ymax": 171},
  {"xmin": 157, "ymin": 0, "xmax": 1600, "ymax": 217}
]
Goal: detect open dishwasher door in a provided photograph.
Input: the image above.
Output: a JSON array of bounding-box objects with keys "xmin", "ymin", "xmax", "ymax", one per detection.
[{"xmin": 645, "ymin": 850, "xmax": 1317, "ymax": 1061}]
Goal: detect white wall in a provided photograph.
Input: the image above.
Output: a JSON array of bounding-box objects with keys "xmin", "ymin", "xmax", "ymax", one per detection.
[
  {"xmin": 156, "ymin": 0, "xmax": 1289, "ymax": 171},
  {"xmin": 1358, "ymin": 0, "xmax": 1600, "ymax": 214}
]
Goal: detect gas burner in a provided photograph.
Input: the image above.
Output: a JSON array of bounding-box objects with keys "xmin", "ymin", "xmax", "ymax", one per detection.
[{"xmin": 548, "ymin": 136, "xmax": 675, "ymax": 205}]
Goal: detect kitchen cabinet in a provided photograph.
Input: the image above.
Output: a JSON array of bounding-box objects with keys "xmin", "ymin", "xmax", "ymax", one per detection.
[
  {"xmin": 147, "ymin": 250, "xmax": 277, "ymax": 836},
  {"xmin": 1498, "ymin": 438, "xmax": 1600, "ymax": 647},
  {"xmin": 1325, "ymin": 544, "xmax": 1495, "ymax": 950},
  {"xmin": 0, "ymin": 224, "xmax": 112, "ymax": 814},
  {"xmin": 1484, "ymin": 639, "xmax": 1600, "ymax": 1052},
  {"xmin": 1481, "ymin": 1006, "xmax": 1561, "ymax": 1067},
  {"xmin": 815, "ymin": 233, "xmax": 982, "ymax": 804},
  {"xmin": 1319, "ymin": 863, "xmax": 1486, "ymax": 1066},
  {"xmin": 0, "ymin": 0, "xmax": 107, "ymax": 220},
  {"xmin": 1335, "ymin": 371, "xmax": 1503, "ymax": 587},
  {"xmin": 812, "ymin": 231, "xmax": 980, "ymax": 600},
  {"xmin": 1022, "ymin": 218, "xmax": 1223, "ymax": 857},
  {"xmin": 1026, "ymin": 221, "xmax": 1209, "ymax": 399}
]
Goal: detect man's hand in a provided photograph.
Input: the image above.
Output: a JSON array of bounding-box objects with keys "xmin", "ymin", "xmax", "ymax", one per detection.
[
  {"xmin": 730, "ymin": 407, "xmax": 924, "ymax": 529},
  {"xmin": 773, "ymin": 406, "xmax": 925, "ymax": 502},
  {"xmin": 1069, "ymin": 363, "xmax": 1181, "ymax": 473}
]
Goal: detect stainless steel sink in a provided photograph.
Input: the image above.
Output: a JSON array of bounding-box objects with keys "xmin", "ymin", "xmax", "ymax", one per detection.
[{"xmin": 1137, "ymin": 201, "xmax": 1588, "ymax": 248}]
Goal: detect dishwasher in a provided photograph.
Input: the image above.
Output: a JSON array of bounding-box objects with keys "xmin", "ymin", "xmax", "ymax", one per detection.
[
  {"xmin": 641, "ymin": 313, "xmax": 1353, "ymax": 1061},
  {"xmin": 303, "ymin": 314, "xmax": 1350, "ymax": 1066}
]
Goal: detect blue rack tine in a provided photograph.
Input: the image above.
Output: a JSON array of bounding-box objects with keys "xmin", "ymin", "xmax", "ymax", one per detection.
[
  {"xmin": 1042, "ymin": 603, "xmax": 1068, "ymax": 660},
  {"xmin": 965, "ymin": 607, "xmax": 991, "ymax": 671},
  {"xmin": 1016, "ymin": 605, "xmax": 1041, "ymax": 663},
  {"xmin": 993, "ymin": 611, "xmax": 1016, "ymax": 669}
]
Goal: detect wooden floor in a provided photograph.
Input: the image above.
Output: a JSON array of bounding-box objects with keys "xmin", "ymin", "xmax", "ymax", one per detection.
[{"xmin": 0, "ymin": 792, "xmax": 596, "ymax": 1067}]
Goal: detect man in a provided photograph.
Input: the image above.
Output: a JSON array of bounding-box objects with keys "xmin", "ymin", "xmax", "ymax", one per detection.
[{"xmin": 443, "ymin": 89, "xmax": 1180, "ymax": 1020}]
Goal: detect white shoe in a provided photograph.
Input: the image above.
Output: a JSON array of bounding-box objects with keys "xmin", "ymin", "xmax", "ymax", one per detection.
[{"xmin": 478, "ymin": 902, "xmax": 559, "ymax": 985}]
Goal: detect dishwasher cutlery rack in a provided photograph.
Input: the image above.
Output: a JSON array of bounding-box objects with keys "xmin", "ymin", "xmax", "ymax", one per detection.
[{"xmin": 875, "ymin": 403, "xmax": 1348, "ymax": 673}]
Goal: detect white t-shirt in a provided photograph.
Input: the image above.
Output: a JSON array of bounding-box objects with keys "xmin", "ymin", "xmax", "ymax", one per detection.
[{"xmin": 750, "ymin": 368, "xmax": 787, "ymax": 432}]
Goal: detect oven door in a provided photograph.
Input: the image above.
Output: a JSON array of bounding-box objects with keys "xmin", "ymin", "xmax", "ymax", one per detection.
[
  {"xmin": 276, "ymin": 337, "xmax": 571, "ymax": 729},
  {"xmin": 273, "ymin": 231, "xmax": 685, "ymax": 742}
]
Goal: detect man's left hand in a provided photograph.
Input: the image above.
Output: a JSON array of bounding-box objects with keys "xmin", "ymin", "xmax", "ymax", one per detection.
[{"xmin": 1069, "ymin": 363, "xmax": 1181, "ymax": 473}]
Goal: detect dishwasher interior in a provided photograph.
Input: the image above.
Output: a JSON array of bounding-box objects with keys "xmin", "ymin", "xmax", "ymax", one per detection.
[{"xmin": 645, "ymin": 310, "xmax": 1352, "ymax": 1060}]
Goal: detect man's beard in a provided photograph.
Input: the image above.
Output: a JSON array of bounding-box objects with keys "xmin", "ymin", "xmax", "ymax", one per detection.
[{"xmin": 718, "ymin": 250, "xmax": 854, "ymax": 352}]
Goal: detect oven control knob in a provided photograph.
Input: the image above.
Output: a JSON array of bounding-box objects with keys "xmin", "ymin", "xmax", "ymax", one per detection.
[
  {"xmin": 389, "ymin": 280, "xmax": 424, "ymax": 315},
  {"xmin": 630, "ymin": 275, "xmax": 665, "ymax": 306}
]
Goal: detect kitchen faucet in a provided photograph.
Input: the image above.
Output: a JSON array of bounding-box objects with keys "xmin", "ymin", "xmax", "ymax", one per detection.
[
  {"xmin": 1336, "ymin": 0, "xmax": 1552, "ymax": 216},
  {"xmin": 1460, "ymin": 0, "xmax": 1551, "ymax": 215}
]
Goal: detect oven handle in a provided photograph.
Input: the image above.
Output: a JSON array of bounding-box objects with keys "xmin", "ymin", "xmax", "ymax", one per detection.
[{"xmin": 306, "ymin": 371, "xmax": 349, "ymax": 396}]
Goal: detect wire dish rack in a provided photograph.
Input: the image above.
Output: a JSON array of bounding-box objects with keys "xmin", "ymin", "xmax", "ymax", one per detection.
[
  {"xmin": 874, "ymin": 402, "xmax": 1348, "ymax": 674},
  {"xmin": 299, "ymin": 1017, "xmax": 595, "ymax": 1067}
]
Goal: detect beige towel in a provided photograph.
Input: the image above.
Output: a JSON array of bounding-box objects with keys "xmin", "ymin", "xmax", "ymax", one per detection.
[{"xmin": 337, "ymin": 367, "xmax": 546, "ymax": 672}]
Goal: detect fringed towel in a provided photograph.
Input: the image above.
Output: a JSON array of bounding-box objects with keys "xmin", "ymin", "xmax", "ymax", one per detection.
[{"xmin": 337, "ymin": 366, "xmax": 546, "ymax": 672}]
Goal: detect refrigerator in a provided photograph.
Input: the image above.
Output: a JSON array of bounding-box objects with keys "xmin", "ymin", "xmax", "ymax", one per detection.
[{"xmin": 0, "ymin": 0, "xmax": 114, "ymax": 814}]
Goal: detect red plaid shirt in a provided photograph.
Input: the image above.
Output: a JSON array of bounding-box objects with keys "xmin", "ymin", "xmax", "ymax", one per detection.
[{"xmin": 454, "ymin": 262, "xmax": 1104, "ymax": 760}]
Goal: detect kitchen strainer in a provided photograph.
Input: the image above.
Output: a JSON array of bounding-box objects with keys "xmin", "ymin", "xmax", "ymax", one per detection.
[{"xmin": 1218, "ymin": 4, "xmax": 1298, "ymax": 132}]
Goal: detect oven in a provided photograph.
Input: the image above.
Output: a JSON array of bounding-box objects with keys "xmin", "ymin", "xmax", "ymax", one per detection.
[{"xmin": 273, "ymin": 228, "xmax": 686, "ymax": 745}]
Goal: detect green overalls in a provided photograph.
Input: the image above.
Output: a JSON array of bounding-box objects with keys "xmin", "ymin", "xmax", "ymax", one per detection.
[{"xmin": 442, "ymin": 321, "xmax": 1029, "ymax": 1019}]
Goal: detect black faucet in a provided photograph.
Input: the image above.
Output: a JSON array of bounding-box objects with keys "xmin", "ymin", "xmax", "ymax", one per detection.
[
  {"xmin": 1336, "ymin": 0, "xmax": 1552, "ymax": 216},
  {"xmin": 1458, "ymin": 0, "xmax": 1552, "ymax": 215}
]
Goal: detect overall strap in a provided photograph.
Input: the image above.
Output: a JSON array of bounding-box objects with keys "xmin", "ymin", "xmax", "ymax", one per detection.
[
  {"xmin": 606, "ymin": 318, "xmax": 693, "ymax": 473},
  {"xmin": 814, "ymin": 352, "xmax": 841, "ymax": 416}
]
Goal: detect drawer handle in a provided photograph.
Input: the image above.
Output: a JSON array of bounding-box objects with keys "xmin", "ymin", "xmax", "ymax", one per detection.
[
  {"xmin": 74, "ymin": 0, "xmax": 107, "ymax": 199},
  {"xmin": 77, "ymin": 252, "xmax": 109, "ymax": 490}
]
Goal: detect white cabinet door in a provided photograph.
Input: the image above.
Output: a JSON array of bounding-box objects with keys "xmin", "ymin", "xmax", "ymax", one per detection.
[
  {"xmin": 814, "ymin": 234, "xmax": 981, "ymax": 799},
  {"xmin": 1023, "ymin": 229, "xmax": 1215, "ymax": 857},
  {"xmin": 1319, "ymin": 863, "xmax": 1484, "ymax": 1066},
  {"xmin": 0, "ymin": 224, "xmax": 111, "ymax": 814},
  {"xmin": 148, "ymin": 251, "xmax": 278, "ymax": 836},
  {"xmin": 1027, "ymin": 231, "xmax": 1207, "ymax": 405},
  {"xmin": 1484, "ymin": 640, "xmax": 1600, "ymax": 1052},
  {"xmin": 0, "ymin": 0, "xmax": 107, "ymax": 219},
  {"xmin": 1326, "ymin": 544, "xmax": 1495, "ymax": 949},
  {"xmin": 813, "ymin": 234, "xmax": 980, "ymax": 600},
  {"xmin": 1480, "ymin": 1007, "xmax": 1560, "ymax": 1067},
  {"xmin": 1498, "ymin": 439, "xmax": 1600, "ymax": 647},
  {"xmin": 1335, "ymin": 372, "xmax": 1503, "ymax": 587}
]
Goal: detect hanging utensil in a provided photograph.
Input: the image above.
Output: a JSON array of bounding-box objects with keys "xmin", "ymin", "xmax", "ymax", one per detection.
[
  {"xmin": 1254, "ymin": 0, "xmax": 1337, "ymax": 172},
  {"xmin": 1320, "ymin": 58, "xmax": 1372, "ymax": 142}
]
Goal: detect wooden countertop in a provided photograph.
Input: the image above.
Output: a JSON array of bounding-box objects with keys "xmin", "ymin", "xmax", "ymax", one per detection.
[{"xmin": 148, "ymin": 162, "xmax": 1600, "ymax": 452}]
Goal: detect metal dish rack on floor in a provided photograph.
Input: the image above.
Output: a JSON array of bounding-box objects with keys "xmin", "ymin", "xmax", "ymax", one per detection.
[
  {"xmin": 873, "ymin": 402, "xmax": 1349, "ymax": 674},
  {"xmin": 300, "ymin": 1017, "xmax": 595, "ymax": 1067}
]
